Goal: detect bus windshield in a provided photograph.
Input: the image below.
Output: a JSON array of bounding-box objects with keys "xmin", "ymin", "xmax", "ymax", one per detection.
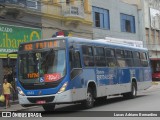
[{"xmin": 18, "ymin": 49, "xmax": 66, "ymax": 84}]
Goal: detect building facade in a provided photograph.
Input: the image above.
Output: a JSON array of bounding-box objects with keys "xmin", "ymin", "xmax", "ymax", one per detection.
[
  {"xmin": 0, "ymin": 0, "xmax": 42, "ymax": 94},
  {"xmin": 41, "ymin": 0, "xmax": 93, "ymax": 39},
  {"xmin": 92, "ymin": 0, "xmax": 145, "ymax": 43},
  {"xmin": 142, "ymin": 0, "xmax": 160, "ymax": 74}
]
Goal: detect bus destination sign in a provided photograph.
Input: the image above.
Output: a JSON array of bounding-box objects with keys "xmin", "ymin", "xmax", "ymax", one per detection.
[{"xmin": 21, "ymin": 40, "xmax": 65, "ymax": 51}]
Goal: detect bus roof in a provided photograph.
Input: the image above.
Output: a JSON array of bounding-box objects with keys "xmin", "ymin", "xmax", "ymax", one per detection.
[
  {"xmin": 20, "ymin": 37, "xmax": 148, "ymax": 51},
  {"xmin": 68, "ymin": 37, "xmax": 148, "ymax": 51}
]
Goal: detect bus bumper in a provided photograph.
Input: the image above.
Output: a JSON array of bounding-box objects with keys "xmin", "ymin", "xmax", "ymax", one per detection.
[{"xmin": 18, "ymin": 90, "xmax": 73, "ymax": 105}]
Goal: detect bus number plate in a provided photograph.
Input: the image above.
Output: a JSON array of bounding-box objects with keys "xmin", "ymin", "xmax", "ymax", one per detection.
[{"xmin": 36, "ymin": 100, "xmax": 46, "ymax": 104}]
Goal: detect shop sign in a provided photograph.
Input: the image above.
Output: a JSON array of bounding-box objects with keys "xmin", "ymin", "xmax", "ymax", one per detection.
[{"xmin": 0, "ymin": 23, "xmax": 42, "ymax": 58}]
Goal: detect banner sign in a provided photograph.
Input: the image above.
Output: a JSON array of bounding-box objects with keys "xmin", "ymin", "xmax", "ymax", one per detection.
[{"xmin": 0, "ymin": 24, "xmax": 42, "ymax": 58}]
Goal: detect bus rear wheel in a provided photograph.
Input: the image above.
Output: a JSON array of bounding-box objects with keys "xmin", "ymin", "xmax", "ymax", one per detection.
[
  {"xmin": 42, "ymin": 104, "xmax": 55, "ymax": 111},
  {"xmin": 123, "ymin": 82, "xmax": 137, "ymax": 99}
]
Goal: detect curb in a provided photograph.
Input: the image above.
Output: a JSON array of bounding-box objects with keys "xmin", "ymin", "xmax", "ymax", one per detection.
[
  {"xmin": 0, "ymin": 105, "xmax": 39, "ymax": 112},
  {"xmin": 17, "ymin": 106, "xmax": 39, "ymax": 111},
  {"xmin": 152, "ymin": 82, "xmax": 160, "ymax": 85}
]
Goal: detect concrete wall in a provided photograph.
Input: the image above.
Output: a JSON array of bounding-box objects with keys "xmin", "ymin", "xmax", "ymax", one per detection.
[
  {"xmin": 92, "ymin": 0, "xmax": 145, "ymax": 43},
  {"xmin": 143, "ymin": 0, "xmax": 160, "ymax": 59}
]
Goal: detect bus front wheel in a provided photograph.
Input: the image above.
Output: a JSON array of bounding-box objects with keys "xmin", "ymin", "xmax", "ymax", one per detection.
[
  {"xmin": 42, "ymin": 104, "xmax": 55, "ymax": 111},
  {"xmin": 82, "ymin": 87, "xmax": 94, "ymax": 109}
]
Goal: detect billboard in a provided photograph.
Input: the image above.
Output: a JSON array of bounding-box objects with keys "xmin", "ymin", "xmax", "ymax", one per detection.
[{"xmin": 0, "ymin": 24, "xmax": 42, "ymax": 58}]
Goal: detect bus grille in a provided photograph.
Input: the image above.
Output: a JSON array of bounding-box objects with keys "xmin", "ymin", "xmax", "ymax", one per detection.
[
  {"xmin": 20, "ymin": 79, "xmax": 62, "ymax": 90},
  {"xmin": 27, "ymin": 96, "xmax": 55, "ymax": 103}
]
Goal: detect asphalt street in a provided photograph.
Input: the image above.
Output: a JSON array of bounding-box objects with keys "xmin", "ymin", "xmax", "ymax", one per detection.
[
  {"xmin": 1, "ymin": 83, "xmax": 160, "ymax": 120},
  {"xmin": 21, "ymin": 83, "xmax": 160, "ymax": 116}
]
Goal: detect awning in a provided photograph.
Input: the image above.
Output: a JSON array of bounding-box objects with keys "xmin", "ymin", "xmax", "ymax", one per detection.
[
  {"xmin": 0, "ymin": 52, "xmax": 17, "ymax": 58},
  {"xmin": 150, "ymin": 58, "xmax": 160, "ymax": 61}
]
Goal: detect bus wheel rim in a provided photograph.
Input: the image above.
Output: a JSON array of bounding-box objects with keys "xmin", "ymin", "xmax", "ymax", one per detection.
[
  {"xmin": 87, "ymin": 92, "xmax": 92, "ymax": 105},
  {"xmin": 133, "ymin": 85, "xmax": 136, "ymax": 96}
]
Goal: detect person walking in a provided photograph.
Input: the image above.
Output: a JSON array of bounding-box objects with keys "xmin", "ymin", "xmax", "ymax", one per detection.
[{"xmin": 2, "ymin": 78, "xmax": 15, "ymax": 109}]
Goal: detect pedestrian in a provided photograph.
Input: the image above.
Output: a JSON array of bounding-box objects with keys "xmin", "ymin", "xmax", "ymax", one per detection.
[{"xmin": 2, "ymin": 78, "xmax": 15, "ymax": 109}]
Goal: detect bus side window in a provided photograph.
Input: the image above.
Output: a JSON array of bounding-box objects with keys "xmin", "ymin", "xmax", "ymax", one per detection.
[
  {"xmin": 69, "ymin": 50, "xmax": 74, "ymax": 70},
  {"xmin": 133, "ymin": 52, "xmax": 141, "ymax": 67},
  {"xmin": 69, "ymin": 50, "xmax": 82, "ymax": 70},
  {"xmin": 116, "ymin": 49, "xmax": 127, "ymax": 67},
  {"xmin": 140, "ymin": 52, "xmax": 148, "ymax": 67},
  {"xmin": 82, "ymin": 45, "xmax": 94, "ymax": 67},
  {"xmin": 74, "ymin": 51, "xmax": 82, "ymax": 68},
  {"xmin": 106, "ymin": 48, "xmax": 117, "ymax": 67},
  {"xmin": 94, "ymin": 47, "xmax": 106, "ymax": 67},
  {"xmin": 124, "ymin": 50, "xmax": 133, "ymax": 67}
]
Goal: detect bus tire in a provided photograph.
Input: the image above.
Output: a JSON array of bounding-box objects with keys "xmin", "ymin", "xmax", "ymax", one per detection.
[
  {"xmin": 83, "ymin": 87, "xmax": 94, "ymax": 109},
  {"xmin": 123, "ymin": 82, "xmax": 137, "ymax": 99},
  {"xmin": 42, "ymin": 104, "xmax": 55, "ymax": 111}
]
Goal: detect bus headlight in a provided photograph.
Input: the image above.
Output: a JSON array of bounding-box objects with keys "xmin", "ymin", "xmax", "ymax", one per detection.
[
  {"xmin": 58, "ymin": 82, "xmax": 68, "ymax": 94},
  {"xmin": 17, "ymin": 87, "xmax": 25, "ymax": 96}
]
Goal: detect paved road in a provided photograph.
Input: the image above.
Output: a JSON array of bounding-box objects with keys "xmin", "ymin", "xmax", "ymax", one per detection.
[
  {"xmin": 20, "ymin": 84, "xmax": 160, "ymax": 115},
  {"xmin": 2, "ymin": 84, "xmax": 160, "ymax": 120}
]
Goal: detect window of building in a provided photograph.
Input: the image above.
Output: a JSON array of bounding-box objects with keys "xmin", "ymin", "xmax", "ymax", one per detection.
[
  {"xmin": 92, "ymin": 6, "xmax": 110, "ymax": 29},
  {"xmin": 151, "ymin": 29, "xmax": 155, "ymax": 45},
  {"xmin": 66, "ymin": 0, "xmax": 70, "ymax": 4},
  {"xmin": 156, "ymin": 30, "xmax": 159, "ymax": 45},
  {"xmin": 95, "ymin": 12, "xmax": 100, "ymax": 27},
  {"xmin": 27, "ymin": 0, "xmax": 38, "ymax": 9},
  {"xmin": 145, "ymin": 28, "xmax": 149, "ymax": 46},
  {"xmin": 120, "ymin": 13, "xmax": 135, "ymax": 33}
]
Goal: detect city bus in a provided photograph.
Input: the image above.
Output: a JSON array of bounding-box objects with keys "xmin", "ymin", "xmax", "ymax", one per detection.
[{"xmin": 16, "ymin": 37, "xmax": 152, "ymax": 111}]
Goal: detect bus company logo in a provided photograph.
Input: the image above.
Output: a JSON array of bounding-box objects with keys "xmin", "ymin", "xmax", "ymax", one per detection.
[{"xmin": 2, "ymin": 112, "xmax": 11, "ymax": 117}]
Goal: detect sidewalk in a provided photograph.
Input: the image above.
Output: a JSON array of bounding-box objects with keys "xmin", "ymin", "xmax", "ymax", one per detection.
[
  {"xmin": 152, "ymin": 81, "xmax": 160, "ymax": 85},
  {"xmin": 0, "ymin": 100, "xmax": 38, "ymax": 112},
  {"xmin": 0, "ymin": 100, "xmax": 23, "ymax": 112}
]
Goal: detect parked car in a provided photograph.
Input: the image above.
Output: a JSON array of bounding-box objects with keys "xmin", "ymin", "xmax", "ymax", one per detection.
[{"xmin": 152, "ymin": 72, "xmax": 160, "ymax": 81}]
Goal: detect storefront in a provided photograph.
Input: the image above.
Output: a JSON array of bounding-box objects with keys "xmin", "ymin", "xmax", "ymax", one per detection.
[{"xmin": 0, "ymin": 23, "xmax": 42, "ymax": 99}]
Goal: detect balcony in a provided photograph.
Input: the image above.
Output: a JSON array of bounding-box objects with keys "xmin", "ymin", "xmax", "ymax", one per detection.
[
  {"xmin": 0, "ymin": 0, "xmax": 40, "ymax": 18},
  {"xmin": 63, "ymin": 4, "xmax": 84, "ymax": 25}
]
